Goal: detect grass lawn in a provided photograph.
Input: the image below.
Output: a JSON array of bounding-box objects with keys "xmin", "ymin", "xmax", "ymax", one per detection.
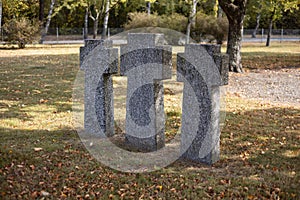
[{"xmin": 0, "ymin": 42, "xmax": 299, "ymax": 199}]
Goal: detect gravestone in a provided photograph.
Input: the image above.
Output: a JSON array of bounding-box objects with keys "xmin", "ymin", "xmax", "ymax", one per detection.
[
  {"xmin": 80, "ymin": 39, "xmax": 118, "ymax": 137},
  {"xmin": 120, "ymin": 33, "xmax": 172, "ymax": 152},
  {"xmin": 177, "ymin": 44, "xmax": 228, "ymax": 164},
  {"xmin": 79, "ymin": 35, "xmax": 228, "ymax": 169}
]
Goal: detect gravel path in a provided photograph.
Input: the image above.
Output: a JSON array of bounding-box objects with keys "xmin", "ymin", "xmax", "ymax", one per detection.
[{"xmin": 227, "ymin": 68, "xmax": 300, "ymax": 107}]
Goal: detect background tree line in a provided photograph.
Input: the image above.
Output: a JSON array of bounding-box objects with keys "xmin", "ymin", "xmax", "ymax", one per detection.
[
  {"xmin": 0, "ymin": 0, "xmax": 299, "ymax": 72},
  {"xmin": 1, "ymin": 0, "xmax": 299, "ymax": 39}
]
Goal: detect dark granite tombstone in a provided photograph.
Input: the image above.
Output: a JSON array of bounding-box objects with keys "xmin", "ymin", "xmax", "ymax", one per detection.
[
  {"xmin": 120, "ymin": 33, "xmax": 172, "ymax": 152},
  {"xmin": 80, "ymin": 39, "xmax": 118, "ymax": 137},
  {"xmin": 177, "ymin": 44, "xmax": 228, "ymax": 164}
]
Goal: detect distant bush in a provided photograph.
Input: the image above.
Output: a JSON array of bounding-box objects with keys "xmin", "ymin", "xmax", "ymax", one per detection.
[
  {"xmin": 124, "ymin": 12, "xmax": 187, "ymax": 33},
  {"xmin": 194, "ymin": 13, "xmax": 228, "ymax": 44},
  {"xmin": 124, "ymin": 12, "xmax": 160, "ymax": 30},
  {"xmin": 160, "ymin": 13, "xmax": 188, "ymax": 33},
  {"xmin": 3, "ymin": 17, "xmax": 40, "ymax": 48},
  {"xmin": 124, "ymin": 12, "xmax": 228, "ymax": 45}
]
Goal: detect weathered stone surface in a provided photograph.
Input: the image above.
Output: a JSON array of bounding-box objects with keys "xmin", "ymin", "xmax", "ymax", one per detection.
[
  {"xmin": 80, "ymin": 39, "xmax": 118, "ymax": 137},
  {"xmin": 120, "ymin": 33, "xmax": 172, "ymax": 152},
  {"xmin": 213, "ymin": 54, "xmax": 229, "ymax": 85},
  {"xmin": 79, "ymin": 36, "xmax": 228, "ymax": 166},
  {"xmin": 177, "ymin": 44, "xmax": 226, "ymax": 164}
]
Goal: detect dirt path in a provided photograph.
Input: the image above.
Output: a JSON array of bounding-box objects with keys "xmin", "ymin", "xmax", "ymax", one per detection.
[{"xmin": 227, "ymin": 68, "xmax": 300, "ymax": 107}]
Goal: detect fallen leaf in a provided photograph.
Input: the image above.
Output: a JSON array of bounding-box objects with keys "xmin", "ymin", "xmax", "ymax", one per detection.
[
  {"xmin": 39, "ymin": 99, "xmax": 48, "ymax": 103},
  {"xmin": 34, "ymin": 147, "xmax": 43, "ymax": 152},
  {"xmin": 41, "ymin": 190, "xmax": 50, "ymax": 197},
  {"xmin": 156, "ymin": 185, "xmax": 163, "ymax": 191},
  {"xmin": 31, "ymin": 191, "xmax": 38, "ymax": 198}
]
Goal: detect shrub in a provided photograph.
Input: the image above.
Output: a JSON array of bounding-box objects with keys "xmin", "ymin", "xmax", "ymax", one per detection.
[
  {"xmin": 3, "ymin": 17, "xmax": 40, "ymax": 48},
  {"xmin": 124, "ymin": 12, "xmax": 160, "ymax": 30},
  {"xmin": 124, "ymin": 12, "xmax": 228, "ymax": 44},
  {"xmin": 124, "ymin": 12, "xmax": 187, "ymax": 33},
  {"xmin": 160, "ymin": 13, "xmax": 188, "ymax": 33},
  {"xmin": 194, "ymin": 13, "xmax": 228, "ymax": 44}
]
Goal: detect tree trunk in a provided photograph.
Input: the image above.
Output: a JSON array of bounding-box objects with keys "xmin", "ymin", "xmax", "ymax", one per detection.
[
  {"xmin": 186, "ymin": 0, "xmax": 197, "ymax": 44},
  {"xmin": 217, "ymin": 5, "xmax": 223, "ymax": 18},
  {"xmin": 40, "ymin": 0, "xmax": 55, "ymax": 44},
  {"xmin": 266, "ymin": 9, "xmax": 275, "ymax": 47},
  {"xmin": 147, "ymin": 1, "xmax": 151, "ymax": 16},
  {"xmin": 186, "ymin": 20, "xmax": 191, "ymax": 44},
  {"xmin": 227, "ymin": 19, "xmax": 243, "ymax": 72},
  {"xmin": 39, "ymin": 0, "xmax": 45, "ymax": 22},
  {"xmin": 0, "ymin": 0, "xmax": 2, "ymax": 37},
  {"xmin": 191, "ymin": 0, "xmax": 197, "ymax": 28},
  {"xmin": 266, "ymin": 18, "xmax": 273, "ymax": 46},
  {"xmin": 101, "ymin": 0, "xmax": 110, "ymax": 39},
  {"xmin": 252, "ymin": 12, "xmax": 261, "ymax": 38},
  {"xmin": 84, "ymin": 7, "xmax": 89, "ymax": 40},
  {"xmin": 219, "ymin": 0, "xmax": 247, "ymax": 73},
  {"xmin": 93, "ymin": 18, "xmax": 98, "ymax": 39}
]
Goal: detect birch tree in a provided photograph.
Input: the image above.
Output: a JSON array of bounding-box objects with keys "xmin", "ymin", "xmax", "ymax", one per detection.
[
  {"xmin": 40, "ymin": 0, "xmax": 55, "ymax": 44},
  {"xmin": 186, "ymin": 0, "xmax": 198, "ymax": 44},
  {"xmin": 101, "ymin": 0, "xmax": 110, "ymax": 39},
  {"xmin": 250, "ymin": 1, "xmax": 262, "ymax": 38}
]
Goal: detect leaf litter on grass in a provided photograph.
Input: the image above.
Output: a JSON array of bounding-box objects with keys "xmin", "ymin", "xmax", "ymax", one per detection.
[{"xmin": 0, "ymin": 44, "xmax": 299, "ymax": 199}]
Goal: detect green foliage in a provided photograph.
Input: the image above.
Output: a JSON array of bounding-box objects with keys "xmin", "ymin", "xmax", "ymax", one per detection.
[
  {"xmin": 245, "ymin": 0, "xmax": 299, "ymax": 29},
  {"xmin": 2, "ymin": 0, "xmax": 39, "ymax": 21},
  {"xmin": 194, "ymin": 13, "xmax": 228, "ymax": 44},
  {"xmin": 263, "ymin": 0, "xmax": 299, "ymax": 24},
  {"xmin": 3, "ymin": 17, "xmax": 40, "ymax": 48}
]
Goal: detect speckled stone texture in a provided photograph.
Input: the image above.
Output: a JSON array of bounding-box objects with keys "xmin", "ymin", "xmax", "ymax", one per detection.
[
  {"xmin": 80, "ymin": 39, "xmax": 118, "ymax": 137},
  {"xmin": 177, "ymin": 44, "xmax": 228, "ymax": 165},
  {"xmin": 120, "ymin": 33, "xmax": 172, "ymax": 152}
]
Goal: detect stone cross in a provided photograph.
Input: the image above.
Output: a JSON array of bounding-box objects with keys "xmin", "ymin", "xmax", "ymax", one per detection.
[
  {"xmin": 120, "ymin": 33, "xmax": 172, "ymax": 152},
  {"xmin": 80, "ymin": 39, "xmax": 118, "ymax": 137},
  {"xmin": 177, "ymin": 44, "xmax": 228, "ymax": 164}
]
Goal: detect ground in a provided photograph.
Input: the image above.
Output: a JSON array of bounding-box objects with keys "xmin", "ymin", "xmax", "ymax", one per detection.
[{"xmin": 0, "ymin": 42, "xmax": 299, "ymax": 199}]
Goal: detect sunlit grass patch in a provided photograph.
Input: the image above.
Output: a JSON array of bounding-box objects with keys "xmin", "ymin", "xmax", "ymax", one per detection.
[{"xmin": 241, "ymin": 42, "xmax": 300, "ymax": 69}]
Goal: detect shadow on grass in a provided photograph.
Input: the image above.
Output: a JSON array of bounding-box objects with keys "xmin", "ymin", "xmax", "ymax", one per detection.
[
  {"xmin": 1, "ymin": 52, "xmax": 299, "ymax": 198},
  {"xmin": 0, "ymin": 46, "xmax": 20, "ymax": 50},
  {"xmin": 1, "ymin": 104, "xmax": 299, "ymax": 198}
]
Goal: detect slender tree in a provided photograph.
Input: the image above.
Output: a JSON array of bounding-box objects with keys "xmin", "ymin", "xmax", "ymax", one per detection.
[
  {"xmin": 40, "ymin": 0, "xmax": 55, "ymax": 44},
  {"xmin": 88, "ymin": 0, "xmax": 102, "ymax": 39},
  {"xmin": 263, "ymin": 0, "xmax": 298, "ymax": 46},
  {"xmin": 84, "ymin": 7, "xmax": 89, "ymax": 39},
  {"xmin": 146, "ymin": 1, "xmax": 150, "ymax": 16},
  {"xmin": 186, "ymin": 0, "xmax": 198, "ymax": 44},
  {"xmin": 0, "ymin": 0, "xmax": 2, "ymax": 37},
  {"xmin": 250, "ymin": 1, "xmax": 262, "ymax": 38},
  {"xmin": 218, "ymin": 0, "xmax": 248, "ymax": 73},
  {"xmin": 39, "ymin": 0, "xmax": 45, "ymax": 22},
  {"xmin": 101, "ymin": 0, "xmax": 110, "ymax": 39},
  {"xmin": 88, "ymin": 0, "xmax": 124, "ymax": 39},
  {"xmin": 266, "ymin": 6, "xmax": 275, "ymax": 46},
  {"xmin": 251, "ymin": 12, "xmax": 261, "ymax": 38}
]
